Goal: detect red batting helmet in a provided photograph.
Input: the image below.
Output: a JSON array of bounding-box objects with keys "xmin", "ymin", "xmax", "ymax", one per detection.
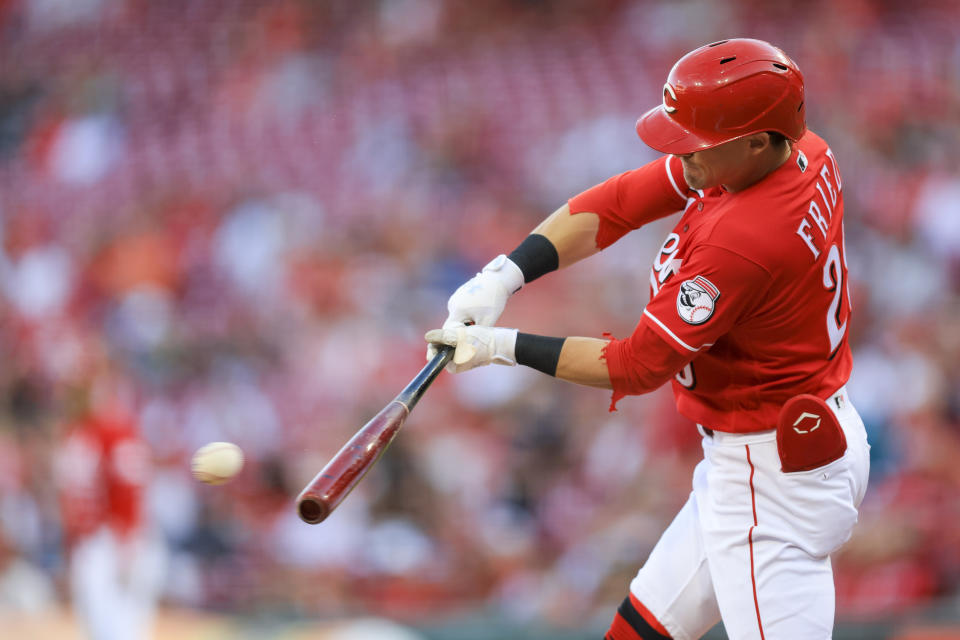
[{"xmin": 636, "ymin": 38, "xmax": 806, "ymax": 155}]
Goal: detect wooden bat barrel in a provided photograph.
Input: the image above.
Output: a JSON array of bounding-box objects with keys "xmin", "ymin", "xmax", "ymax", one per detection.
[
  {"xmin": 296, "ymin": 401, "xmax": 409, "ymax": 524},
  {"xmin": 295, "ymin": 345, "xmax": 453, "ymax": 524}
]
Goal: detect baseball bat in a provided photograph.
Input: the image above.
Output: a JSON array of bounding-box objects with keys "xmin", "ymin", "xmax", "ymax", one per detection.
[{"xmin": 296, "ymin": 344, "xmax": 454, "ymax": 524}]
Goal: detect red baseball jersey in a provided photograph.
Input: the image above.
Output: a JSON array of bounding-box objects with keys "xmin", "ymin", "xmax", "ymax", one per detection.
[
  {"xmin": 55, "ymin": 409, "xmax": 151, "ymax": 543},
  {"xmin": 570, "ymin": 131, "xmax": 852, "ymax": 433}
]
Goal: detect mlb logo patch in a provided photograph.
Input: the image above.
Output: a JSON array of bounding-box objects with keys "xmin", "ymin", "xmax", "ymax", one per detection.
[
  {"xmin": 797, "ymin": 150, "xmax": 808, "ymax": 173},
  {"xmin": 676, "ymin": 275, "xmax": 720, "ymax": 325}
]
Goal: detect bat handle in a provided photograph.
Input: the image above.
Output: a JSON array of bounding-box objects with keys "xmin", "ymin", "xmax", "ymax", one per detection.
[{"xmin": 395, "ymin": 344, "xmax": 453, "ymax": 410}]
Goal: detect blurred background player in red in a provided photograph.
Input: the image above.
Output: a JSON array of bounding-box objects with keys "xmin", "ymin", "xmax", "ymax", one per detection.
[{"xmin": 54, "ymin": 365, "xmax": 167, "ymax": 640}]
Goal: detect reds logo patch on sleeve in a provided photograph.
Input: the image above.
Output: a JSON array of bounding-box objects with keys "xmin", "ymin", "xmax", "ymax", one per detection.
[{"xmin": 676, "ymin": 275, "xmax": 720, "ymax": 324}]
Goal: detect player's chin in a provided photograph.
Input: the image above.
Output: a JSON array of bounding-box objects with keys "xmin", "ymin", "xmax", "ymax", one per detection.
[{"xmin": 682, "ymin": 167, "xmax": 707, "ymax": 190}]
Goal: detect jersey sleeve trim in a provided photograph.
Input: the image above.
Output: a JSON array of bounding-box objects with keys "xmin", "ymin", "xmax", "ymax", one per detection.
[
  {"xmin": 665, "ymin": 156, "xmax": 686, "ymax": 200},
  {"xmin": 642, "ymin": 309, "xmax": 714, "ymax": 353}
]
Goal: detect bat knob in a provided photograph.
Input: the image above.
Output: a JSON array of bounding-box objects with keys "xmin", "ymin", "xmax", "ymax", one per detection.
[{"xmin": 297, "ymin": 497, "xmax": 329, "ymax": 524}]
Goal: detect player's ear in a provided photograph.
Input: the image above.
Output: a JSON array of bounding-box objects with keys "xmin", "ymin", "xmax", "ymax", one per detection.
[{"xmin": 747, "ymin": 132, "xmax": 770, "ymax": 152}]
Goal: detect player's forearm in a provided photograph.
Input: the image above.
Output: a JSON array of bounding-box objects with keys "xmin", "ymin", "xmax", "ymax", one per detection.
[
  {"xmin": 556, "ymin": 336, "xmax": 613, "ymax": 388},
  {"xmin": 504, "ymin": 202, "xmax": 600, "ymax": 287},
  {"xmin": 515, "ymin": 334, "xmax": 612, "ymax": 389},
  {"xmin": 530, "ymin": 203, "xmax": 602, "ymax": 269}
]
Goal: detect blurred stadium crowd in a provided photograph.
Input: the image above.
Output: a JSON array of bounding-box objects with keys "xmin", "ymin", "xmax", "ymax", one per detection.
[{"xmin": 0, "ymin": 0, "xmax": 958, "ymax": 635}]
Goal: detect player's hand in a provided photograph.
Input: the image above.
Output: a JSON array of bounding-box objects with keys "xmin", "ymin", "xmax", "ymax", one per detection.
[
  {"xmin": 425, "ymin": 326, "xmax": 518, "ymax": 374},
  {"xmin": 426, "ymin": 254, "xmax": 524, "ymax": 362}
]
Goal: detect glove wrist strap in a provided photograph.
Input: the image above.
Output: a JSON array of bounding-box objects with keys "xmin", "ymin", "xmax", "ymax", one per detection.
[
  {"xmin": 494, "ymin": 328, "xmax": 519, "ymax": 365},
  {"xmin": 481, "ymin": 254, "xmax": 525, "ymax": 295}
]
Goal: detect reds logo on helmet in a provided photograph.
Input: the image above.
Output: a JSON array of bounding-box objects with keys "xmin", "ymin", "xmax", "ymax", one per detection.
[
  {"xmin": 676, "ymin": 275, "xmax": 720, "ymax": 325},
  {"xmin": 662, "ymin": 83, "xmax": 678, "ymax": 113}
]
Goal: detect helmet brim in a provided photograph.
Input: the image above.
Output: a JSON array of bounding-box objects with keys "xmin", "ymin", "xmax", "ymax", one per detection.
[{"xmin": 635, "ymin": 106, "xmax": 729, "ymax": 155}]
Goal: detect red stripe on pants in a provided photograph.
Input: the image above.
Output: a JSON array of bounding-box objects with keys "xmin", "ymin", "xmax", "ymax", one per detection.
[{"xmin": 745, "ymin": 444, "xmax": 766, "ymax": 640}]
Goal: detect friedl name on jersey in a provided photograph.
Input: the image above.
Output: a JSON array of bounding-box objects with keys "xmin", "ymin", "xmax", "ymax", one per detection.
[{"xmin": 795, "ymin": 148, "xmax": 842, "ymax": 261}]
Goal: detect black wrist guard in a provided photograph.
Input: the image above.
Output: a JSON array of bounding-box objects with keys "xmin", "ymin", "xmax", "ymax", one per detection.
[
  {"xmin": 508, "ymin": 234, "xmax": 559, "ymax": 284},
  {"xmin": 515, "ymin": 333, "xmax": 566, "ymax": 376}
]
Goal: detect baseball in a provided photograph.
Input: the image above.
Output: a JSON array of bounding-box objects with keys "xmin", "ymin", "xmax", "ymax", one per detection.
[{"xmin": 191, "ymin": 442, "xmax": 244, "ymax": 485}]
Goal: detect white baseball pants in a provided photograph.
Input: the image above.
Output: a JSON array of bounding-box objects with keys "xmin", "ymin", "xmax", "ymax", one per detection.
[
  {"xmin": 70, "ymin": 527, "xmax": 167, "ymax": 640},
  {"xmin": 630, "ymin": 387, "xmax": 870, "ymax": 640}
]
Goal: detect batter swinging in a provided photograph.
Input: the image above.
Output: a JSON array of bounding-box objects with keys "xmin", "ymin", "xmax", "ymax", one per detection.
[{"xmin": 426, "ymin": 39, "xmax": 870, "ymax": 639}]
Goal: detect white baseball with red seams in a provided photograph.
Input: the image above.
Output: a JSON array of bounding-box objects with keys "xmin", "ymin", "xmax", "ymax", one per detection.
[
  {"xmin": 688, "ymin": 305, "xmax": 711, "ymax": 322},
  {"xmin": 191, "ymin": 442, "xmax": 244, "ymax": 485}
]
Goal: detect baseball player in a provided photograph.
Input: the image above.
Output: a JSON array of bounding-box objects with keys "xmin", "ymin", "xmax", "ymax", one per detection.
[
  {"xmin": 55, "ymin": 384, "xmax": 166, "ymax": 640},
  {"xmin": 426, "ymin": 39, "xmax": 870, "ymax": 639}
]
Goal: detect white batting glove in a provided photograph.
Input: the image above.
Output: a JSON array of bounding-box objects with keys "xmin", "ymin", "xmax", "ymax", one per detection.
[
  {"xmin": 425, "ymin": 326, "xmax": 518, "ymax": 374},
  {"xmin": 447, "ymin": 254, "xmax": 524, "ymax": 326},
  {"xmin": 426, "ymin": 255, "xmax": 524, "ymax": 362}
]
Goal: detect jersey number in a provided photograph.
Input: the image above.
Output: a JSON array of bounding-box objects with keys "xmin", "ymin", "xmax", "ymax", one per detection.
[
  {"xmin": 823, "ymin": 242, "xmax": 849, "ymax": 354},
  {"xmin": 676, "ymin": 242, "xmax": 849, "ymax": 387},
  {"xmin": 675, "ymin": 362, "xmax": 695, "ymax": 389}
]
